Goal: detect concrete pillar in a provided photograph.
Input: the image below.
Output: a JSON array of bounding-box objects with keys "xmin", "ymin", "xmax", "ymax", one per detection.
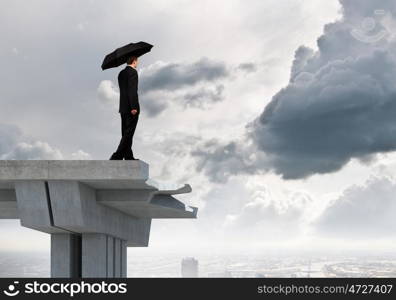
[
  {"xmin": 121, "ymin": 240, "xmax": 127, "ymax": 277},
  {"xmin": 106, "ymin": 236, "xmax": 114, "ymax": 277},
  {"xmin": 51, "ymin": 233, "xmax": 127, "ymax": 278},
  {"xmin": 81, "ymin": 233, "xmax": 127, "ymax": 278},
  {"xmin": 51, "ymin": 233, "xmax": 81, "ymax": 278}
]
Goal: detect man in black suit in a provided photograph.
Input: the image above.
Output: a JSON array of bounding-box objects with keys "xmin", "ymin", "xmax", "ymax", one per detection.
[{"xmin": 110, "ymin": 56, "xmax": 140, "ymax": 160}]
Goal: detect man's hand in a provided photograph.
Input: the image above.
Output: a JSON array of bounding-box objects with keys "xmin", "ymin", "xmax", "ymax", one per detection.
[{"xmin": 131, "ymin": 109, "xmax": 138, "ymax": 115}]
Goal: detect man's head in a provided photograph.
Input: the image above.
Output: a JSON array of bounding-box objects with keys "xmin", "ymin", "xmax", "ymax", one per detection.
[{"xmin": 126, "ymin": 56, "xmax": 138, "ymax": 68}]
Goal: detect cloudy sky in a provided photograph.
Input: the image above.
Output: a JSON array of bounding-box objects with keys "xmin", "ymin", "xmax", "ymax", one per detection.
[{"xmin": 1, "ymin": 0, "xmax": 396, "ymax": 254}]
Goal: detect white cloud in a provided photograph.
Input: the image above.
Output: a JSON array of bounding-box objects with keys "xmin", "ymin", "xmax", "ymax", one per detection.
[
  {"xmin": 71, "ymin": 149, "xmax": 92, "ymax": 160},
  {"xmin": 223, "ymin": 177, "xmax": 314, "ymax": 240},
  {"xmin": 313, "ymin": 175, "xmax": 396, "ymax": 238},
  {"xmin": 76, "ymin": 21, "xmax": 89, "ymax": 31},
  {"xmin": 97, "ymin": 80, "xmax": 119, "ymax": 106},
  {"xmin": 0, "ymin": 141, "xmax": 63, "ymax": 160},
  {"xmin": 0, "ymin": 123, "xmax": 91, "ymax": 160}
]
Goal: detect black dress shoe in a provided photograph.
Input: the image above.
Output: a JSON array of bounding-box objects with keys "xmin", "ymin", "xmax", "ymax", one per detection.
[
  {"xmin": 109, "ymin": 153, "xmax": 123, "ymax": 160},
  {"xmin": 124, "ymin": 157, "xmax": 139, "ymax": 160}
]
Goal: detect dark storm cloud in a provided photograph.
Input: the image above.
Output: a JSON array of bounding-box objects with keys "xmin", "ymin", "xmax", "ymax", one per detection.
[
  {"xmin": 191, "ymin": 138, "xmax": 257, "ymax": 184},
  {"xmin": 237, "ymin": 62, "xmax": 258, "ymax": 73},
  {"xmin": 139, "ymin": 57, "xmax": 229, "ymax": 93},
  {"xmin": 141, "ymin": 96, "xmax": 169, "ymax": 118},
  {"xmin": 183, "ymin": 84, "xmax": 225, "ymax": 108},
  {"xmin": 137, "ymin": 58, "xmax": 231, "ymax": 116},
  {"xmin": 250, "ymin": 37, "xmax": 396, "ymax": 178},
  {"xmin": 192, "ymin": 0, "xmax": 396, "ymax": 182}
]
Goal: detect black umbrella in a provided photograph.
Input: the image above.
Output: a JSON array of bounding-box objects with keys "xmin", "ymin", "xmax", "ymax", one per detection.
[{"xmin": 101, "ymin": 41, "xmax": 153, "ymax": 70}]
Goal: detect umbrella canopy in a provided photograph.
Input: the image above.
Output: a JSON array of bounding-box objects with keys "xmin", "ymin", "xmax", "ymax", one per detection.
[{"xmin": 101, "ymin": 41, "xmax": 153, "ymax": 70}]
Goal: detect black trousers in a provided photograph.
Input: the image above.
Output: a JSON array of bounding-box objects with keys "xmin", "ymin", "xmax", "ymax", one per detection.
[{"xmin": 111, "ymin": 112, "xmax": 139, "ymax": 159}]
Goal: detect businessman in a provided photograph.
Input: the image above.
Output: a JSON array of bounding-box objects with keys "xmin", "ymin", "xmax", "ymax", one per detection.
[{"xmin": 110, "ymin": 56, "xmax": 140, "ymax": 160}]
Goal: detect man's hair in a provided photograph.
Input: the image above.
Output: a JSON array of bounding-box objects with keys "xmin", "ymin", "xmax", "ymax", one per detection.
[{"xmin": 126, "ymin": 56, "xmax": 138, "ymax": 65}]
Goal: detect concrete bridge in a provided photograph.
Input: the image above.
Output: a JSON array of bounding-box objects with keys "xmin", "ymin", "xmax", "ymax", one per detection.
[{"xmin": 0, "ymin": 160, "xmax": 197, "ymax": 278}]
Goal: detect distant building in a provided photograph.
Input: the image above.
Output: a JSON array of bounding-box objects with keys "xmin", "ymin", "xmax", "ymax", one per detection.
[{"xmin": 181, "ymin": 257, "xmax": 199, "ymax": 277}]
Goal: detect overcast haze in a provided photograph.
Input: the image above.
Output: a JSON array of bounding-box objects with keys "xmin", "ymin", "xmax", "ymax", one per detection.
[{"xmin": 1, "ymin": 0, "xmax": 396, "ymax": 256}]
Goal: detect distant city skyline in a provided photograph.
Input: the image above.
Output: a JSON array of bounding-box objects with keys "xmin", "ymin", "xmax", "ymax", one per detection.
[{"xmin": 2, "ymin": 251, "xmax": 396, "ymax": 278}]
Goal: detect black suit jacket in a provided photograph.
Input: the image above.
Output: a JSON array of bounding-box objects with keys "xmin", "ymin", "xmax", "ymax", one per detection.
[{"xmin": 118, "ymin": 66, "xmax": 140, "ymax": 114}]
